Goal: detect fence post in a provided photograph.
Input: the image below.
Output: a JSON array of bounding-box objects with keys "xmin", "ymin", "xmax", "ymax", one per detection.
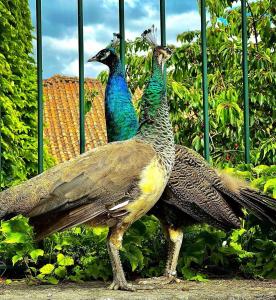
[
  {"xmin": 160, "ymin": 0, "xmax": 166, "ymax": 85},
  {"xmin": 160, "ymin": 0, "xmax": 166, "ymax": 46},
  {"xmin": 36, "ymin": 0, "xmax": 43, "ymax": 173},
  {"xmin": 0, "ymin": 104, "xmax": 2, "ymax": 189},
  {"xmin": 200, "ymin": 0, "xmax": 210, "ymax": 162},
  {"xmin": 119, "ymin": 0, "xmax": 125, "ymax": 71},
  {"xmin": 78, "ymin": 0, "xmax": 85, "ymax": 154},
  {"xmin": 241, "ymin": 0, "xmax": 250, "ymax": 163}
]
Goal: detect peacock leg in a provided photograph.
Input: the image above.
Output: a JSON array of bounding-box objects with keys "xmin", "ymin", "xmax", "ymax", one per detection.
[
  {"xmin": 107, "ymin": 226, "xmax": 135, "ymax": 291},
  {"xmin": 137, "ymin": 225, "xmax": 183, "ymax": 285}
]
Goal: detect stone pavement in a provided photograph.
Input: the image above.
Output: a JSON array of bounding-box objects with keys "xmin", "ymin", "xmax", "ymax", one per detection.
[{"xmin": 1, "ymin": 279, "xmax": 276, "ymax": 300}]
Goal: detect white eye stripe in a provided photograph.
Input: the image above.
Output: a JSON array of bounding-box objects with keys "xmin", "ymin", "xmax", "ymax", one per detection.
[
  {"xmin": 100, "ymin": 50, "xmax": 111, "ymax": 61},
  {"xmin": 109, "ymin": 200, "xmax": 129, "ymax": 211}
]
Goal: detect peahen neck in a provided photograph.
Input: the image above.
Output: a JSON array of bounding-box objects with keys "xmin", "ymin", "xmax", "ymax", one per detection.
[
  {"xmin": 135, "ymin": 53, "xmax": 175, "ymax": 173},
  {"xmin": 105, "ymin": 56, "xmax": 139, "ymax": 142}
]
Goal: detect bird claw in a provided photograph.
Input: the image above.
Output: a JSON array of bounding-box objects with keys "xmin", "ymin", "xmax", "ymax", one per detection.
[
  {"xmin": 136, "ymin": 275, "xmax": 183, "ymax": 285},
  {"xmin": 108, "ymin": 280, "xmax": 136, "ymax": 291}
]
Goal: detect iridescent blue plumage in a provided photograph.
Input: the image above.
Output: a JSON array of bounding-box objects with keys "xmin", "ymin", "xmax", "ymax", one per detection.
[{"xmin": 104, "ymin": 50, "xmax": 139, "ymax": 142}]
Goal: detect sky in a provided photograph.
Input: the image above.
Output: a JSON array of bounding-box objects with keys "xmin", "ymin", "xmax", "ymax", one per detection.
[{"xmin": 29, "ymin": 0, "xmax": 202, "ymax": 79}]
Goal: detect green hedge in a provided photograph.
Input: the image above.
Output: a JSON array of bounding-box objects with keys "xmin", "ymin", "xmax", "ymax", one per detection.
[
  {"xmin": 0, "ymin": 0, "xmax": 53, "ymax": 189},
  {"xmin": 0, "ymin": 164, "xmax": 275, "ymax": 284}
]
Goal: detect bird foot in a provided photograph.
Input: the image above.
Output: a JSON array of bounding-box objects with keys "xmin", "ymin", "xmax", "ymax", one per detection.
[
  {"xmin": 108, "ymin": 280, "xmax": 136, "ymax": 291},
  {"xmin": 136, "ymin": 275, "xmax": 183, "ymax": 285}
]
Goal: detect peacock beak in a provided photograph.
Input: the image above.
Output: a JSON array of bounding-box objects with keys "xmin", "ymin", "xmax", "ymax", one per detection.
[{"xmin": 87, "ymin": 55, "xmax": 98, "ymax": 62}]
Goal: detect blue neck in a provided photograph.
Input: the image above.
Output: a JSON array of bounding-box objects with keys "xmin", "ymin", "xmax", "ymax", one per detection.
[{"xmin": 105, "ymin": 58, "xmax": 139, "ymax": 142}]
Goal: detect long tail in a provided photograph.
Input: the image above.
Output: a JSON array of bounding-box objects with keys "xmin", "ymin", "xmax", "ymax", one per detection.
[
  {"xmin": 239, "ymin": 188, "xmax": 276, "ymax": 224},
  {"xmin": 218, "ymin": 171, "xmax": 276, "ymax": 225}
]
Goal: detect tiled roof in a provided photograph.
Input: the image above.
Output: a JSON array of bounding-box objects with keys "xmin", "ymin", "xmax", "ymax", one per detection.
[{"xmin": 43, "ymin": 75, "xmax": 107, "ymax": 163}]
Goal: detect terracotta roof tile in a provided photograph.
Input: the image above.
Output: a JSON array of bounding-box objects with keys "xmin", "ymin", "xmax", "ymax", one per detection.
[{"xmin": 43, "ymin": 75, "xmax": 107, "ymax": 163}]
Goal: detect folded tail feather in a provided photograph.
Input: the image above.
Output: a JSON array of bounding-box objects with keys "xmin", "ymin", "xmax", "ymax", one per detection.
[{"xmin": 217, "ymin": 171, "xmax": 276, "ymax": 225}]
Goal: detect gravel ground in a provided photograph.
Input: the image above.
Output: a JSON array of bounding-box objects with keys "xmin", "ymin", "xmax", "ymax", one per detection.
[{"xmin": 0, "ymin": 279, "xmax": 276, "ymax": 300}]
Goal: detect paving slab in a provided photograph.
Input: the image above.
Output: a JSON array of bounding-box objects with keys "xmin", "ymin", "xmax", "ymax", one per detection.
[{"xmin": 0, "ymin": 279, "xmax": 276, "ymax": 300}]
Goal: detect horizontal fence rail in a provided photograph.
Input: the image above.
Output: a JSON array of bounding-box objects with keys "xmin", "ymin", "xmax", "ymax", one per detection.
[{"xmin": 21, "ymin": 0, "xmax": 251, "ymax": 178}]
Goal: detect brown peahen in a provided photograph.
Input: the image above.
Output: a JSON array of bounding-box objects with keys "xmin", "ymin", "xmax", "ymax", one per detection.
[
  {"xmin": 0, "ymin": 42, "xmax": 175, "ymax": 290},
  {"xmin": 90, "ymin": 28, "xmax": 276, "ymax": 284}
]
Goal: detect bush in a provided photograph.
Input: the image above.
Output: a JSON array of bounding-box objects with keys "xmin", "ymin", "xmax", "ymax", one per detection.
[
  {"xmin": 0, "ymin": 164, "xmax": 275, "ymax": 283},
  {"xmin": 0, "ymin": 0, "xmax": 53, "ymax": 189}
]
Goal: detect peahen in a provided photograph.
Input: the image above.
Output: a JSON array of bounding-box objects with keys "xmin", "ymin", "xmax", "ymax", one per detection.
[
  {"xmin": 90, "ymin": 28, "xmax": 276, "ymax": 284},
  {"xmin": 0, "ymin": 40, "xmax": 175, "ymax": 291}
]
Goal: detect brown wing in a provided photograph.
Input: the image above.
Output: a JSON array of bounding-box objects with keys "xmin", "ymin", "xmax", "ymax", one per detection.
[
  {"xmin": 0, "ymin": 139, "xmax": 155, "ymax": 222},
  {"xmin": 162, "ymin": 145, "xmax": 241, "ymax": 228}
]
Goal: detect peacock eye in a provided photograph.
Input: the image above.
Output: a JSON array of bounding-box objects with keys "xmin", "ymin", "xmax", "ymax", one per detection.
[{"xmin": 100, "ymin": 50, "xmax": 111, "ymax": 61}]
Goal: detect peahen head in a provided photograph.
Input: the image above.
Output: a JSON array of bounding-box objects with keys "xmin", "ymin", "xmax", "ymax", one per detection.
[
  {"xmin": 87, "ymin": 33, "xmax": 120, "ymax": 67},
  {"xmin": 142, "ymin": 25, "xmax": 172, "ymax": 71},
  {"xmin": 153, "ymin": 46, "xmax": 172, "ymax": 69}
]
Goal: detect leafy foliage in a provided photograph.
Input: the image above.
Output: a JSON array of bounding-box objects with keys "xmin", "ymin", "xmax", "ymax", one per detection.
[
  {"xmin": 0, "ymin": 164, "xmax": 275, "ymax": 284},
  {"xmin": 103, "ymin": 0, "xmax": 275, "ymax": 166},
  {"xmin": 0, "ymin": 0, "xmax": 53, "ymax": 189},
  {"xmin": 0, "ymin": 0, "xmax": 275, "ymax": 285}
]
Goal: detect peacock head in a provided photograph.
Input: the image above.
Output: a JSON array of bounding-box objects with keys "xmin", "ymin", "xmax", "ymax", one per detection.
[
  {"xmin": 142, "ymin": 25, "xmax": 172, "ymax": 70},
  {"xmin": 87, "ymin": 48, "xmax": 117, "ymax": 66},
  {"xmin": 87, "ymin": 33, "xmax": 120, "ymax": 66}
]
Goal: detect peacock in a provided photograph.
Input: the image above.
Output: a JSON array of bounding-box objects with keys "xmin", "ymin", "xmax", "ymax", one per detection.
[
  {"xmin": 0, "ymin": 37, "xmax": 175, "ymax": 291},
  {"xmin": 91, "ymin": 27, "xmax": 276, "ymax": 284}
]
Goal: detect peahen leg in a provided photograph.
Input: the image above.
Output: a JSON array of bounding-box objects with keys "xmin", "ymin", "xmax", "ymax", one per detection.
[
  {"xmin": 137, "ymin": 225, "xmax": 183, "ymax": 285},
  {"xmin": 107, "ymin": 226, "xmax": 135, "ymax": 291},
  {"xmin": 164, "ymin": 227, "xmax": 183, "ymax": 279}
]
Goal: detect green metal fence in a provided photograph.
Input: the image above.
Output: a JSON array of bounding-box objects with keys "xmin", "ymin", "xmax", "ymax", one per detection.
[{"xmin": 34, "ymin": 0, "xmax": 250, "ymax": 173}]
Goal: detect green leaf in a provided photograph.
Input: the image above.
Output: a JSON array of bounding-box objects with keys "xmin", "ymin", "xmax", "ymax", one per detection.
[
  {"xmin": 5, "ymin": 279, "xmax": 12, "ymax": 285},
  {"xmin": 57, "ymin": 253, "xmax": 74, "ymax": 266},
  {"xmin": 92, "ymin": 226, "xmax": 108, "ymax": 236},
  {"xmin": 12, "ymin": 255, "xmax": 23, "ymax": 265},
  {"xmin": 54, "ymin": 266, "xmax": 67, "ymax": 278},
  {"xmin": 46, "ymin": 277, "xmax": 59, "ymax": 285},
  {"xmin": 263, "ymin": 178, "xmax": 276, "ymax": 198},
  {"xmin": 39, "ymin": 264, "xmax": 55, "ymax": 275},
  {"xmin": 3, "ymin": 232, "xmax": 28, "ymax": 244},
  {"xmin": 30, "ymin": 249, "xmax": 44, "ymax": 263}
]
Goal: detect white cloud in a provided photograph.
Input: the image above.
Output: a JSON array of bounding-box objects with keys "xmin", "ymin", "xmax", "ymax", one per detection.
[{"xmin": 43, "ymin": 36, "xmax": 78, "ymax": 52}]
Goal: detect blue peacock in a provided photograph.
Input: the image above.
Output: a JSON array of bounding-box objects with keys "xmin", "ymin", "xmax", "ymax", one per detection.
[
  {"xmin": 90, "ymin": 27, "xmax": 276, "ymax": 284},
  {"xmin": 88, "ymin": 36, "xmax": 139, "ymax": 142}
]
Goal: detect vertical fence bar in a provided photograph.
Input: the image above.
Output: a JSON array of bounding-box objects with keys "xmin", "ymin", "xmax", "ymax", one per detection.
[
  {"xmin": 241, "ymin": 0, "xmax": 250, "ymax": 163},
  {"xmin": 78, "ymin": 0, "xmax": 85, "ymax": 154},
  {"xmin": 36, "ymin": 0, "xmax": 43, "ymax": 173},
  {"xmin": 160, "ymin": 0, "xmax": 166, "ymax": 85},
  {"xmin": 160, "ymin": 0, "xmax": 166, "ymax": 46},
  {"xmin": 119, "ymin": 0, "xmax": 125, "ymax": 70},
  {"xmin": 0, "ymin": 104, "xmax": 2, "ymax": 190},
  {"xmin": 200, "ymin": 0, "xmax": 210, "ymax": 162}
]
